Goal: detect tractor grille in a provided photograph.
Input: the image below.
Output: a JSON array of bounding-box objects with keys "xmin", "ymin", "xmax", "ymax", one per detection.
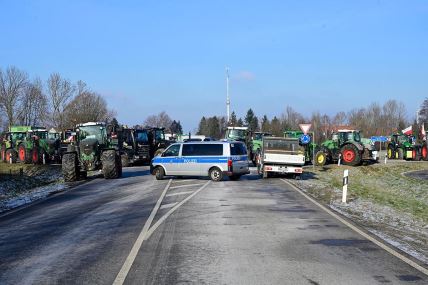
[{"xmin": 137, "ymin": 145, "xmax": 150, "ymax": 158}]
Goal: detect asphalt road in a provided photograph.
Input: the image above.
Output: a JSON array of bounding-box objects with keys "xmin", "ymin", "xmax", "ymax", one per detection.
[{"xmin": 0, "ymin": 166, "xmax": 426, "ymax": 284}]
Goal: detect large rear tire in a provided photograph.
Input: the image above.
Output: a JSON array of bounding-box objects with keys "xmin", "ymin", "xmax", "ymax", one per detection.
[
  {"xmin": 62, "ymin": 153, "xmax": 78, "ymax": 182},
  {"xmin": 18, "ymin": 144, "xmax": 31, "ymax": 164},
  {"xmin": 1, "ymin": 144, "xmax": 6, "ymax": 162},
  {"xmin": 102, "ymin": 150, "xmax": 120, "ymax": 179},
  {"xmin": 422, "ymin": 145, "xmax": 428, "ymax": 161},
  {"xmin": 32, "ymin": 147, "xmax": 40, "ymax": 164},
  {"xmin": 314, "ymin": 151, "xmax": 327, "ymax": 166},
  {"xmin": 341, "ymin": 144, "xmax": 361, "ymax": 166}
]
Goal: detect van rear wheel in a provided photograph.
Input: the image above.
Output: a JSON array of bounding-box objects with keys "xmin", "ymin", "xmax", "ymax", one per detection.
[
  {"xmin": 229, "ymin": 175, "xmax": 241, "ymax": 181},
  {"xmin": 209, "ymin": 167, "xmax": 223, "ymax": 182}
]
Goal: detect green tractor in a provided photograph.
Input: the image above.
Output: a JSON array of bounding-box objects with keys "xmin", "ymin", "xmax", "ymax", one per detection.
[
  {"xmin": 284, "ymin": 130, "xmax": 317, "ymax": 164},
  {"xmin": 62, "ymin": 122, "xmax": 122, "ymax": 182},
  {"xmin": 314, "ymin": 130, "xmax": 377, "ymax": 166},
  {"xmin": 387, "ymin": 134, "xmax": 415, "ymax": 160},
  {"xmin": 1, "ymin": 126, "xmax": 28, "ymax": 163},
  {"xmin": 1, "ymin": 126, "xmax": 58, "ymax": 164},
  {"xmin": 249, "ymin": 131, "xmax": 272, "ymax": 165}
]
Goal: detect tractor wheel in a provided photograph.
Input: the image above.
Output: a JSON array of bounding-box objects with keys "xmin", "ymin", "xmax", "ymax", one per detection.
[
  {"xmin": 101, "ymin": 150, "xmax": 120, "ymax": 179},
  {"xmin": 397, "ymin": 148, "xmax": 404, "ymax": 160},
  {"xmin": 62, "ymin": 153, "xmax": 78, "ymax": 182},
  {"xmin": 117, "ymin": 154, "xmax": 123, "ymax": 178},
  {"xmin": 18, "ymin": 144, "xmax": 31, "ymax": 164},
  {"xmin": 5, "ymin": 149, "xmax": 17, "ymax": 163},
  {"xmin": 387, "ymin": 147, "xmax": 394, "ymax": 159},
  {"xmin": 314, "ymin": 151, "xmax": 327, "ymax": 166},
  {"xmin": 341, "ymin": 144, "xmax": 361, "ymax": 166},
  {"xmin": 412, "ymin": 149, "xmax": 421, "ymax": 161},
  {"xmin": 31, "ymin": 147, "xmax": 40, "ymax": 164},
  {"xmin": 121, "ymin": 154, "xmax": 129, "ymax": 167},
  {"xmin": 1, "ymin": 145, "xmax": 6, "ymax": 162},
  {"xmin": 422, "ymin": 145, "xmax": 428, "ymax": 161}
]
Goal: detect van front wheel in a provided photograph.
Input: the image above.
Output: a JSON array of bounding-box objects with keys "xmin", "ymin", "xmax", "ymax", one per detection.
[
  {"xmin": 154, "ymin": 167, "xmax": 165, "ymax": 180},
  {"xmin": 209, "ymin": 167, "xmax": 223, "ymax": 182}
]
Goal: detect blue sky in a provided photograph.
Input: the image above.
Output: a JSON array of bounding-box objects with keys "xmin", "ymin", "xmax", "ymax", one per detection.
[{"xmin": 1, "ymin": 0, "xmax": 427, "ymax": 131}]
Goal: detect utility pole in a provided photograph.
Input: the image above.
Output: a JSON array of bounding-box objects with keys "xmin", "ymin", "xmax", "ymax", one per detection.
[{"xmin": 226, "ymin": 67, "xmax": 230, "ymax": 123}]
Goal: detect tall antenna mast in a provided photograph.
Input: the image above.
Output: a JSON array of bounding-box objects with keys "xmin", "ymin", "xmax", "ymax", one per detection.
[{"xmin": 226, "ymin": 67, "xmax": 230, "ymax": 123}]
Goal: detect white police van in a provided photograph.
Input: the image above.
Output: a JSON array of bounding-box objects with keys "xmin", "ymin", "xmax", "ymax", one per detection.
[{"xmin": 150, "ymin": 141, "xmax": 250, "ymax": 181}]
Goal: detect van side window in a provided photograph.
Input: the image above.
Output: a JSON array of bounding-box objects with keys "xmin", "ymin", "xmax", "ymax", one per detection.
[
  {"xmin": 230, "ymin": 143, "xmax": 247, "ymax": 155},
  {"xmin": 182, "ymin": 144, "xmax": 223, "ymax": 156},
  {"xmin": 163, "ymin": 144, "xmax": 180, "ymax": 157}
]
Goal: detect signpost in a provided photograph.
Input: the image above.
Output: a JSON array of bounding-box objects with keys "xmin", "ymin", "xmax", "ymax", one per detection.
[
  {"xmin": 299, "ymin": 124, "xmax": 313, "ymax": 169},
  {"xmin": 342, "ymin": 169, "xmax": 349, "ymax": 204}
]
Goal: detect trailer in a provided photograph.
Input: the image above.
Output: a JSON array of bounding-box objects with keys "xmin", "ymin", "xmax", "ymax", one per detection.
[{"xmin": 257, "ymin": 137, "xmax": 305, "ymax": 179}]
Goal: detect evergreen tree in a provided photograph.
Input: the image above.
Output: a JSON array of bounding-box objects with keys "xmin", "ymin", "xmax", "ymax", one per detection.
[
  {"xmin": 230, "ymin": 111, "xmax": 237, "ymax": 126},
  {"xmin": 261, "ymin": 115, "xmax": 270, "ymax": 132},
  {"xmin": 197, "ymin": 117, "xmax": 207, "ymax": 135},
  {"xmin": 237, "ymin": 118, "xmax": 244, "ymax": 127},
  {"xmin": 270, "ymin": 116, "xmax": 282, "ymax": 136}
]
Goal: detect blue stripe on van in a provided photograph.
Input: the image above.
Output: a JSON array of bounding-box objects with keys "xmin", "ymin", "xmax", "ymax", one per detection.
[{"xmin": 152, "ymin": 155, "xmax": 247, "ymax": 164}]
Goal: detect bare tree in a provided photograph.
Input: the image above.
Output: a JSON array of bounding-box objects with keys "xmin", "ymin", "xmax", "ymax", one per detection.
[
  {"xmin": 17, "ymin": 78, "xmax": 48, "ymax": 126},
  {"xmin": 0, "ymin": 66, "xmax": 28, "ymax": 127},
  {"xmin": 144, "ymin": 111, "xmax": 172, "ymax": 129},
  {"xmin": 47, "ymin": 73, "xmax": 75, "ymax": 130},
  {"xmin": 64, "ymin": 91, "xmax": 113, "ymax": 128}
]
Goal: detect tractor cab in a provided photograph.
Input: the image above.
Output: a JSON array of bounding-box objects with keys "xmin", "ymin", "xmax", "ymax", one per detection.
[{"xmin": 225, "ymin": 127, "xmax": 249, "ymax": 142}]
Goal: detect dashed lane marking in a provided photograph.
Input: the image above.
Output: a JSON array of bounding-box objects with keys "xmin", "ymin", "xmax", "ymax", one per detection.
[
  {"xmin": 113, "ymin": 179, "xmax": 172, "ymax": 285},
  {"xmin": 169, "ymin": 183, "xmax": 205, "ymax": 190},
  {"xmin": 280, "ymin": 179, "xmax": 428, "ymax": 276}
]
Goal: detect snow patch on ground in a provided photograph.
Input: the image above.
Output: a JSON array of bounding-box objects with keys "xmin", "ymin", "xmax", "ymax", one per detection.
[{"xmin": 0, "ymin": 183, "xmax": 68, "ymax": 214}]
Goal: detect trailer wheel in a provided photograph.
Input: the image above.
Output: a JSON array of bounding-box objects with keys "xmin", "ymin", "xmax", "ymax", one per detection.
[
  {"xmin": 62, "ymin": 153, "xmax": 78, "ymax": 182},
  {"xmin": 314, "ymin": 151, "xmax": 327, "ymax": 166}
]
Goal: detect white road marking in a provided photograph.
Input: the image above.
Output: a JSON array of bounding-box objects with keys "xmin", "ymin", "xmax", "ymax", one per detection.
[
  {"xmin": 172, "ymin": 179, "xmax": 198, "ymax": 183},
  {"xmin": 160, "ymin": 202, "xmax": 178, "ymax": 210},
  {"xmin": 280, "ymin": 179, "xmax": 428, "ymax": 276},
  {"xmin": 169, "ymin": 183, "xmax": 205, "ymax": 190},
  {"xmin": 112, "ymin": 179, "xmax": 172, "ymax": 285},
  {"xmin": 166, "ymin": 191, "xmax": 194, "ymax": 197},
  {"xmin": 144, "ymin": 181, "xmax": 211, "ymax": 240}
]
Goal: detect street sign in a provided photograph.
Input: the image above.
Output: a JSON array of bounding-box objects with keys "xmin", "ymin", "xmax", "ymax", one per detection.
[
  {"xmin": 370, "ymin": 136, "xmax": 388, "ymax": 142},
  {"xmin": 300, "ymin": 134, "xmax": 311, "ymax": 144},
  {"xmin": 299, "ymin": 124, "xmax": 312, "ymax": 134}
]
